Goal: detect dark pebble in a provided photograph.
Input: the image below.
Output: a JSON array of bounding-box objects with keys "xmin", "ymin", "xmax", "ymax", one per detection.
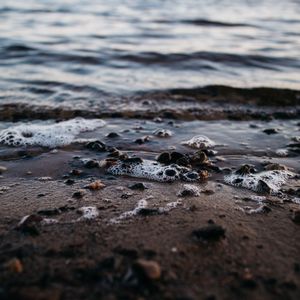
[
  {"xmin": 106, "ymin": 132, "xmax": 120, "ymax": 138},
  {"xmin": 16, "ymin": 214, "xmax": 43, "ymax": 236},
  {"xmin": 134, "ymin": 136, "xmax": 150, "ymax": 144},
  {"xmin": 84, "ymin": 159, "xmax": 99, "ymax": 168},
  {"xmin": 292, "ymin": 210, "xmax": 300, "ymax": 224},
  {"xmin": 64, "ymin": 179, "xmax": 75, "ymax": 185},
  {"xmin": 72, "ymin": 190, "xmax": 85, "ymax": 199},
  {"xmin": 263, "ymin": 128, "xmax": 279, "ymax": 135},
  {"xmin": 86, "ymin": 140, "xmax": 107, "ymax": 152},
  {"xmin": 128, "ymin": 183, "xmax": 148, "ymax": 190},
  {"xmin": 70, "ymin": 169, "xmax": 83, "ymax": 176},
  {"xmin": 192, "ymin": 225, "xmax": 225, "ymax": 241},
  {"xmin": 138, "ymin": 208, "xmax": 160, "ymax": 216},
  {"xmin": 157, "ymin": 152, "xmax": 171, "ymax": 164}
]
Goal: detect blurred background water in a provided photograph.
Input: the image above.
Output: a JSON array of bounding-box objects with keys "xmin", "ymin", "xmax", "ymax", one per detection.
[{"xmin": 0, "ymin": 0, "xmax": 300, "ymax": 106}]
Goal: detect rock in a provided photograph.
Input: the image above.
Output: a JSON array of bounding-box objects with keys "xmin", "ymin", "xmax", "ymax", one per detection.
[
  {"xmin": 17, "ymin": 214, "xmax": 43, "ymax": 235},
  {"xmin": 72, "ymin": 190, "xmax": 85, "ymax": 199},
  {"xmin": 257, "ymin": 180, "xmax": 271, "ymax": 195},
  {"xmin": 292, "ymin": 210, "xmax": 300, "ymax": 224},
  {"xmin": 128, "ymin": 183, "xmax": 148, "ymax": 190},
  {"xmin": 152, "ymin": 129, "xmax": 172, "ymax": 137},
  {"xmin": 236, "ymin": 164, "xmax": 256, "ymax": 175},
  {"xmin": 86, "ymin": 140, "xmax": 107, "ymax": 152},
  {"xmin": 264, "ymin": 163, "xmax": 288, "ymax": 171},
  {"xmin": 70, "ymin": 169, "xmax": 83, "ymax": 176},
  {"xmin": 84, "ymin": 180, "xmax": 105, "ymax": 190},
  {"xmin": 192, "ymin": 225, "xmax": 225, "ymax": 241},
  {"xmin": 84, "ymin": 159, "xmax": 99, "ymax": 168},
  {"xmin": 263, "ymin": 128, "xmax": 280, "ymax": 135},
  {"xmin": 106, "ymin": 132, "xmax": 120, "ymax": 138},
  {"xmin": 134, "ymin": 259, "xmax": 161, "ymax": 280},
  {"xmin": 134, "ymin": 136, "xmax": 150, "ymax": 144},
  {"xmin": 64, "ymin": 179, "xmax": 75, "ymax": 185},
  {"xmin": 0, "ymin": 166, "xmax": 7, "ymax": 174},
  {"xmin": 5, "ymin": 258, "xmax": 23, "ymax": 273},
  {"xmin": 157, "ymin": 152, "xmax": 171, "ymax": 164}
]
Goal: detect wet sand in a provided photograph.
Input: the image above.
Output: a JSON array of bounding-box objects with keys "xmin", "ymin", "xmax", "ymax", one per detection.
[{"xmin": 0, "ymin": 114, "xmax": 300, "ymax": 300}]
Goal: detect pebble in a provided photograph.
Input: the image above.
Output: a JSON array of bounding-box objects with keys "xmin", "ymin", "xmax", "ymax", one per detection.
[
  {"xmin": 128, "ymin": 182, "xmax": 148, "ymax": 190},
  {"xmin": 292, "ymin": 210, "xmax": 300, "ymax": 224},
  {"xmin": 84, "ymin": 159, "xmax": 99, "ymax": 168},
  {"xmin": 86, "ymin": 140, "xmax": 107, "ymax": 152},
  {"xmin": 5, "ymin": 258, "xmax": 23, "ymax": 273},
  {"xmin": 106, "ymin": 132, "xmax": 120, "ymax": 138},
  {"xmin": 17, "ymin": 214, "xmax": 44, "ymax": 235},
  {"xmin": 263, "ymin": 128, "xmax": 280, "ymax": 135},
  {"xmin": 192, "ymin": 225, "xmax": 226, "ymax": 241},
  {"xmin": 134, "ymin": 259, "xmax": 161, "ymax": 280},
  {"xmin": 0, "ymin": 166, "xmax": 7, "ymax": 174},
  {"xmin": 72, "ymin": 190, "xmax": 85, "ymax": 199},
  {"xmin": 84, "ymin": 180, "xmax": 105, "ymax": 190}
]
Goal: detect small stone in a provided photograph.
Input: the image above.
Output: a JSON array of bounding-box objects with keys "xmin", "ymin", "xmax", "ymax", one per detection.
[
  {"xmin": 5, "ymin": 258, "xmax": 23, "ymax": 273},
  {"xmin": 84, "ymin": 159, "xmax": 99, "ymax": 168},
  {"xmin": 64, "ymin": 179, "xmax": 75, "ymax": 185},
  {"xmin": 0, "ymin": 166, "xmax": 7, "ymax": 174},
  {"xmin": 70, "ymin": 169, "xmax": 83, "ymax": 176},
  {"xmin": 157, "ymin": 152, "xmax": 171, "ymax": 164},
  {"xmin": 192, "ymin": 225, "xmax": 225, "ymax": 241},
  {"xmin": 292, "ymin": 210, "xmax": 300, "ymax": 224},
  {"xmin": 72, "ymin": 190, "xmax": 85, "ymax": 199},
  {"xmin": 84, "ymin": 180, "xmax": 105, "ymax": 190},
  {"xmin": 134, "ymin": 259, "xmax": 161, "ymax": 280},
  {"xmin": 106, "ymin": 132, "xmax": 120, "ymax": 138},
  {"xmin": 128, "ymin": 183, "xmax": 148, "ymax": 190},
  {"xmin": 263, "ymin": 128, "xmax": 279, "ymax": 135},
  {"xmin": 134, "ymin": 136, "xmax": 150, "ymax": 144},
  {"xmin": 257, "ymin": 180, "xmax": 271, "ymax": 195},
  {"xmin": 264, "ymin": 163, "xmax": 288, "ymax": 171},
  {"xmin": 86, "ymin": 140, "xmax": 107, "ymax": 152},
  {"xmin": 17, "ymin": 214, "xmax": 43, "ymax": 235}
]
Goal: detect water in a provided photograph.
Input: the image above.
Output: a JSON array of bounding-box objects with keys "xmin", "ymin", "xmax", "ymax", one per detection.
[{"xmin": 1, "ymin": 0, "xmax": 300, "ymax": 109}]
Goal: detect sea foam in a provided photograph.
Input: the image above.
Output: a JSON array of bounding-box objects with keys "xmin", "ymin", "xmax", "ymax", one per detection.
[
  {"xmin": 0, "ymin": 118, "xmax": 105, "ymax": 148},
  {"xmin": 106, "ymin": 159, "xmax": 200, "ymax": 182},
  {"xmin": 181, "ymin": 135, "xmax": 216, "ymax": 149},
  {"xmin": 224, "ymin": 170, "xmax": 293, "ymax": 194}
]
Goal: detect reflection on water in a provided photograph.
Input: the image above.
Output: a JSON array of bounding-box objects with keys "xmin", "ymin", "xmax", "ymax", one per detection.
[{"xmin": 0, "ymin": 0, "xmax": 300, "ymax": 106}]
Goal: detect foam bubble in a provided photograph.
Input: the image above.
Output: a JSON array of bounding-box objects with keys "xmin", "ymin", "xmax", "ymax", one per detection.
[
  {"xmin": 106, "ymin": 159, "xmax": 200, "ymax": 182},
  {"xmin": 77, "ymin": 206, "xmax": 99, "ymax": 220},
  {"xmin": 181, "ymin": 135, "xmax": 215, "ymax": 149},
  {"xmin": 224, "ymin": 170, "xmax": 293, "ymax": 194},
  {"xmin": 152, "ymin": 129, "xmax": 173, "ymax": 137},
  {"xmin": 110, "ymin": 197, "xmax": 152, "ymax": 223},
  {"xmin": 0, "ymin": 118, "xmax": 106, "ymax": 148}
]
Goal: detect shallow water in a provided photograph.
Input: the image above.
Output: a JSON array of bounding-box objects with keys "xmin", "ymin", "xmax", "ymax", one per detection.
[{"xmin": 1, "ymin": 0, "xmax": 300, "ymax": 110}]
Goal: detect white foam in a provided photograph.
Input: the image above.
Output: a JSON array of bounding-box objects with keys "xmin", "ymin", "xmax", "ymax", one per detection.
[
  {"xmin": 224, "ymin": 170, "xmax": 293, "ymax": 194},
  {"xmin": 0, "ymin": 118, "xmax": 106, "ymax": 148},
  {"xmin": 275, "ymin": 149, "xmax": 289, "ymax": 157},
  {"xmin": 181, "ymin": 135, "xmax": 216, "ymax": 149},
  {"xmin": 77, "ymin": 206, "xmax": 99, "ymax": 220},
  {"xmin": 107, "ymin": 159, "xmax": 199, "ymax": 182},
  {"xmin": 110, "ymin": 197, "xmax": 152, "ymax": 223},
  {"xmin": 158, "ymin": 200, "xmax": 182, "ymax": 213}
]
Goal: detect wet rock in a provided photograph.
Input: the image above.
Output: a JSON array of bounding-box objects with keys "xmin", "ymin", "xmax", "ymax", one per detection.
[
  {"xmin": 153, "ymin": 128, "xmax": 172, "ymax": 137},
  {"xmin": 5, "ymin": 258, "xmax": 23, "ymax": 273},
  {"xmin": 257, "ymin": 180, "xmax": 271, "ymax": 195},
  {"xmin": 86, "ymin": 140, "xmax": 107, "ymax": 152},
  {"xmin": 128, "ymin": 183, "xmax": 148, "ymax": 190},
  {"xmin": 236, "ymin": 164, "xmax": 256, "ymax": 175},
  {"xmin": 177, "ymin": 184, "xmax": 201, "ymax": 197},
  {"xmin": 72, "ymin": 190, "xmax": 85, "ymax": 199},
  {"xmin": 157, "ymin": 152, "xmax": 171, "ymax": 164},
  {"xmin": 134, "ymin": 136, "xmax": 150, "ymax": 144},
  {"xmin": 138, "ymin": 208, "xmax": 160, "ymax": 216},
  {"xmin": 263, "ymin": 128, "xmax": 280, "ymax": 135},
  {"xmin": 191, "ymin": 151, "xmax": 208, "ymax": 164},
  {"xmin": 106, "ymin": 132, "xmax": 120, "ymax": 138},
  {"xmin": 84, "ymin": 180, "xmax": 105, "ymax": 190},
  {"xmin": 170, "ymin": 151, "xmax": 184, "ymax": 163},
  {"xmin": 192, "ymin": 225, "xmax": 226, "ymax": 241},
  {"xmin": 0, "ymin": 166, "xmax": 7, "ymax": 174},
  {"xmin": 292, "ymin": 210, "xmax": 300, "ymax": 224},
  {"xmin": 134, "ymin": 259, "xmax": 161, "ymax": 280},
  {"xmin": 64, "ymin": 179, "xmax": 75, "ymax": 185},
  {"xmin": 17, "ymin": 214, "xmax": 43, "ymax": 235},
  {"xmin": 70, "ymin": 169, "xmax": 83, "ymax": 176},
  {"xmin": 264, "ymin": 163, "xmax": 288, "ymax": 171},
  {"xmin": 84, "ymin": 159, "xmax": 99, "ymax": 168},
  {"xmin": 121, "ymin": 157, "xmax": 143, "ymax": 164},
  {"xmin": 153, "ymin": 117, "xmax": 163, "ymax": 123}
]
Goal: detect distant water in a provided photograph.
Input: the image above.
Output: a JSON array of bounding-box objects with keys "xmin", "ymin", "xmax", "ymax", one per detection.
[{"xmin": 0, "ymin": 0, "xmax": 300, "ymax": 107}]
